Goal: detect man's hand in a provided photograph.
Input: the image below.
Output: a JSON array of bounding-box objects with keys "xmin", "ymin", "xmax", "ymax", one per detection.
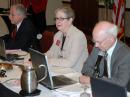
[{"xmin": 79, "ymin": 75, "xmax": 90, "ymax": 85}]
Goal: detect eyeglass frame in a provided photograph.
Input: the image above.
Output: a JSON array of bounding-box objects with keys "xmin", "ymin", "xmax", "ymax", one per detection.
[
  {"xmin": 92, "ymin": 36, "xmax": 109, "ymax": 47},
  {"xmin": 92, "ymin": 39, "xmax": 105, "ymax": 46},
  {"xmin": 54, "ymin": 17, "xmax": 70, "ymax": 22}
]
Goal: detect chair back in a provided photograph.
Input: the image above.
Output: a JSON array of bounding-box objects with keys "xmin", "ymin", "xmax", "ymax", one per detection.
[{"xmin": 40, "ymin": 31, "xmax": 54, "ymax": 53}]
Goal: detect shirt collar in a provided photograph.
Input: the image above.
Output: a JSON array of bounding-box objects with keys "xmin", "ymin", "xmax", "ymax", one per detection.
[
  {"xmin": 107, "ymin": 39, "xmax": 117, "ymax": 57},
  {"xmin": 16, "ymin": 21, "xmax": 22, "ymax": 31}
]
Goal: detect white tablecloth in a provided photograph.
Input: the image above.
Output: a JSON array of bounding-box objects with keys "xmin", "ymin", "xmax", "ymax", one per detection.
[
  {"xmin": 1, "ymin": 65, "xmax": 82, "ymax": 97},
  {"xmin": 1, "ymin": 50, "xmax": 130, "ymax": 97}
]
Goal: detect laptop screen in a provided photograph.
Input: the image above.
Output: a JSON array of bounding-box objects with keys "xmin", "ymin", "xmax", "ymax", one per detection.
[
  {"xmin": 0, "ymin": 38, "xmax": 19, "ymax": 61},
  {"xmin": 29, "ymin": 48, "xmax": 54, "ymax": 89},
  {"xmin": 90, "ymin": 77, "xmax": 127, "ymax": 97},
  {"xmin": 29, "ymin": 48, "xmax": 77, "ymax": 89},
  {"xmin": 0, "ymin": 38, "xmax": 6, "ymax": 58}
]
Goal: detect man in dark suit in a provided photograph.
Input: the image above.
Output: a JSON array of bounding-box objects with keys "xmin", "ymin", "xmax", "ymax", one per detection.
[
  {"xmin": 79, "ymin": 21, "xmax": 130, "ymax": 91},
  {"xmin": 3, "ymin": 4, "xmax": 36, "ymax": 51}
]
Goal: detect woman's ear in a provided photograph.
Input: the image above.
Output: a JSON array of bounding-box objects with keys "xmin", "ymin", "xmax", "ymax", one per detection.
[{"xmin": 69, "ymin": 18, "xmax": 73, "ymax": 23}]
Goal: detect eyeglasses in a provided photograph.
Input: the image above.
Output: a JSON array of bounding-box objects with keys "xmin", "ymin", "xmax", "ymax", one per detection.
[
  {"xmin": 54, "ymin": 17, "xmax": 70, "ymax": 21},
  {"xmin": 93, "ymin": 40, "xmax": 103, "ymax": 45},
  {"xmin": 9, "ymin": 13, "xmax": 18, "ymax": 17}
]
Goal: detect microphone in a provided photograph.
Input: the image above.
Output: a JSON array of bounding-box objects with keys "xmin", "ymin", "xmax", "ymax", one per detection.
[
  {"xmin": 95, "ymin": 51, "xmax": 105, "ymax": 67},
  {"xmin": 93, "ymin": 51, "xmax": 105, "ymax": 78}
]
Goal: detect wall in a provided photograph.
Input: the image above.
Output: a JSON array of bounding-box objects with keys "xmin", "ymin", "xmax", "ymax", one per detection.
[
  {"xmin": 46, "ymin": 0, "xmax": 63, "ymax": 25},
  {"xmin": 0, "ymin": 0, "xmax": 21, "ymax": 9},
  {"xmin": 0, "ymin": 0, "xmax": 9, "ymax": 9},
  {"xmin": 125, "ymin": 0, "xmax": 130, "ymax": 8},
  {"xmin": 0, "ymin": 0, "xmax": 130, "ymax": 37},
  {"xmin": 0, "ymin": 0, "xmax": 63, "ymax": 26},
  {"xmin": 125, "ymin": 10, "xmax": 130, "ymax": 37},
  {"xmin": 98, "ymin": 7, "xmax": 130, "ymax": 37},
  {"xmin": 99, "ymin": 0, "xmax": 130, "ymax": 8}
]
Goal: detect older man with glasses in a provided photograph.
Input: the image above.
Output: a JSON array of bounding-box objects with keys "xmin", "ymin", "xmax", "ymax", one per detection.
[
  {"xmin": 80, "ymin": 21, "xmax": 130, "ymax": 91},
  {"xmin": 45, "ymin": 6, "xmax": 88, "ymax": 72},
  {"xmin": 2, "ymin": 4, "xmax": 36, "ymax": 51}
]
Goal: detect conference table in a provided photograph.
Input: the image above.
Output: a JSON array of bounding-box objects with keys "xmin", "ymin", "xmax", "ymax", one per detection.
[
  {"xmin": 1, "ymin": 49, "xmax": 130, "ymax": 97},
  {"xmin": 0, "ymin": 49, "xmax": 85, "ymax": 97},
  {"xmin": 1, "ymin": 66, "xmax": 84, "ymax": 97}
]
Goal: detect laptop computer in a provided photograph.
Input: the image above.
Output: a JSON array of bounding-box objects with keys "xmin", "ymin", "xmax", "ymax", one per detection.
[
  {"xmin": 29, "ymin": 48, "xmax": 77, "ymax": 90},
  {"xmin": 0, "ymin": 38, "xmax": 19, "ymax": 61},
  {"xmin": 90, "ymin": 77, "xmax": 127, "ymax": 97}
]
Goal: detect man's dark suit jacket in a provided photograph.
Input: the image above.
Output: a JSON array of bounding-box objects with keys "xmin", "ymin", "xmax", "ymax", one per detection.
[
  {"xmin": 82, "ymin": 40, "xmax": 130, "ymax": 91},
  {"xmin": 3, "ymin": 18, "xmax": 36, "ymax": 51}
]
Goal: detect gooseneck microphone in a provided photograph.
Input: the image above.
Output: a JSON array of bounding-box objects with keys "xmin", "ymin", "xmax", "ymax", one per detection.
[{"xmin": 93, "ymin": 51, "xmax": 105, "ymax": 78}]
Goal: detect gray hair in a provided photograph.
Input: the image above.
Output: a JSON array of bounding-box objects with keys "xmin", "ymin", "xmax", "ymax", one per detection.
[
  {"xmin": 55, "ymin": 6, "xmax": 75, "ymax": 19},
  {"xmin": 12, "ymin": 4, "xmax": 27, "ymax": 17},
  {"xmin": 105, "ymin": 24, "xmax": 118, "ymax": 38}
]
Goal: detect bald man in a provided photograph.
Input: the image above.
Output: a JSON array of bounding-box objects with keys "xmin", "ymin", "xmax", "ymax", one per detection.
[{"xmin": 80, "ymin": 21, "xmax": 130, "ymax": 91}]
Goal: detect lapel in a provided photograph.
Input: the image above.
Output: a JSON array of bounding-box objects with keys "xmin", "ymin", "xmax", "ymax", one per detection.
[
  {"xmin": 94, "ymin": 48, "xmax": 105, "ymax": 77},
  {"xmin": 15, "ymin": 19, "xmax": 25, "ymax": 39},
  {"xmin": 61, "ymin": 26, "xmax": 73, "ymax": 51},
  {"xmin": 98, "ymin": 57, "xmax": 105, "ymax": 77},
  {"xmin": 110, "ymin": 40, "xmax": 122, "ymax": 75},
  {"xmin": 59, "ymin": 33, "xmax": 64, "ymax": 48}
]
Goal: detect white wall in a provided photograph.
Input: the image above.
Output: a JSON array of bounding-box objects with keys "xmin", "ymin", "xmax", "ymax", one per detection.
[
  {"xmin": 126, "ymin": 0, "xmax": 130, "ymax": 8},
  {"xmin": 46, "ymin": 0, "xmax": 63, "ymax": 25},
  {"xmin": 0, "ymin": 0, "xmax": 9, "ymax": 9}
]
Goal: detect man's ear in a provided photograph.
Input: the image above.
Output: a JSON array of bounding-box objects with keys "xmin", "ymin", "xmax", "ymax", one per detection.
[{"xmin": 108, "ymin": 36, "xmax": 115, "ymax": 44}]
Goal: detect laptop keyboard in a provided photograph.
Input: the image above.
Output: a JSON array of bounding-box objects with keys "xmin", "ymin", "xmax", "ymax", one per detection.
[
  {"xmin": 0, "ymin": 54, "xmax": 24, "ymax": 61},
  {"xmin": 52, "ymin": 75, "xmax": 77, "ymax": 86},
  {"xmin": 6, "ymin": 54, "xmax": 19, "ymax": 61}
]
